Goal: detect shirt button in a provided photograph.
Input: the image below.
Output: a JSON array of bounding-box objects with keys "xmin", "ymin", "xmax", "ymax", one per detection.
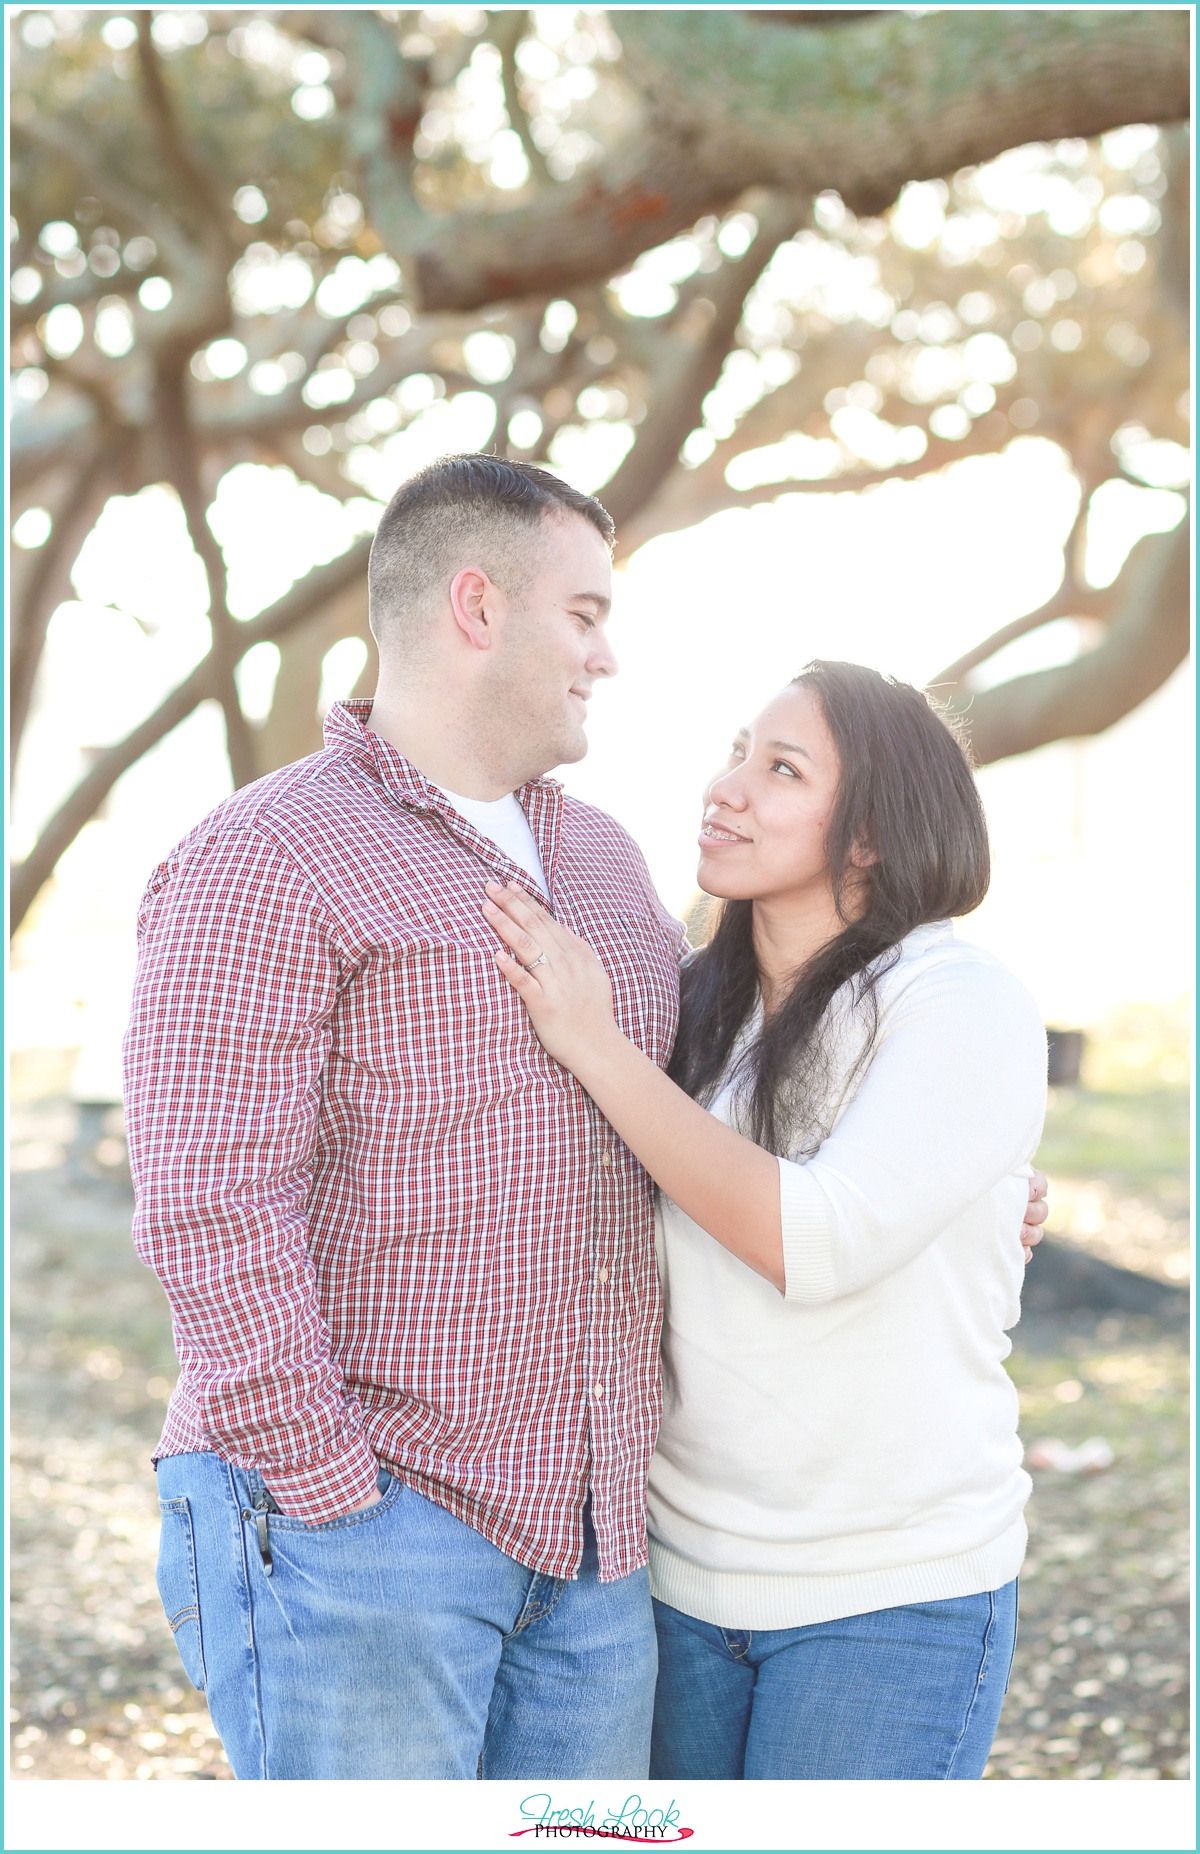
[
  {"xmin": 598, "ymin": 1266, "xmax": 609, "ymax": 1285},
  {"xmin": 599, "ymin": 1149, "xmax": 612, "ymax": 1168},
  {"xmin": 593, "ymin": 1382, "xmax": 605, "ymax": 1399}
]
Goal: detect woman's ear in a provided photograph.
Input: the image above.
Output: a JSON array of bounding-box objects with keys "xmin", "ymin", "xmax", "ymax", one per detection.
[{"xmin": 849, "ymin": 835, "xmax": 878, "ymax": 870}]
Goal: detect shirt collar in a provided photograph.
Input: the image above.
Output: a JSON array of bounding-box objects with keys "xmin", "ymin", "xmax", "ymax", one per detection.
[{"xmin": 323, "ymin": 699, "xmax": 562, "ymax": 815}]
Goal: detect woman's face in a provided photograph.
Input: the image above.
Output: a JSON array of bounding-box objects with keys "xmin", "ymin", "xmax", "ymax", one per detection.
[{"xmin": 697, "ymin": 684, "xmax": 843, "ymax": 904}]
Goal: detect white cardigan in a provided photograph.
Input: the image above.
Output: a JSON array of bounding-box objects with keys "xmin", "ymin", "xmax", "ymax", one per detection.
[{"xmin": 647, "ymin": 922, "xmax": 1048, "ymax": 1630}]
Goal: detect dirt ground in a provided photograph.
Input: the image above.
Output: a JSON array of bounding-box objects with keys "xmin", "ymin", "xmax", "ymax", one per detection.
[
  {"xmin": 984, "ymin": 1311, "xmax": 1189, "ymax": 1780},
  {"xmin": 8, "ymin": 1054, "xmax": 1190, "ymax": 1784}
]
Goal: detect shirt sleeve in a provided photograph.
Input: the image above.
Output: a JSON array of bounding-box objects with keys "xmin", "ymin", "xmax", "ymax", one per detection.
[
  {"xmin": 778, "ymin": 953, "xmax": 1048, "ymax": 1304},
  {"xmin": 123, "ymin": 825, "xmax": 380, "ymax": 1521}
]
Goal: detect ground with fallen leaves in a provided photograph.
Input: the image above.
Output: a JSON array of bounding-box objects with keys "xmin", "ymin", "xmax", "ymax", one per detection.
[
  {"xmin": 9, "ymin": 1009, "xmax": 1189, "ymax": 1782},
  {"xmin": 984, "ymin": 1313, "xmax": 1189, "ymax": 1780}
]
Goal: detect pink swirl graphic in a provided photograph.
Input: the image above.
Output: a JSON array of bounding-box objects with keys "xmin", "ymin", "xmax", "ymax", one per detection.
[{"xmin": 508, "ymin": 1829, "xmax": 694, "ymax": 1844}]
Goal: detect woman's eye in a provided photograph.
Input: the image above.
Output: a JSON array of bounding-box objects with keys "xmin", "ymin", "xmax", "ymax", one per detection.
[{"xmin": 773, "ymin": 759, "xmax": 800, "ymax": 777}]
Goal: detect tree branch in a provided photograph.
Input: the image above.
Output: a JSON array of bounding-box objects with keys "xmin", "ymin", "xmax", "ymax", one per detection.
[
  {"xmin": 135, "ymin": 13, "xmax": 236, "ymax": 246},
  {"xmin": 1156, "ymin": 123, "xmax": 1191, "ymax": 333},
  {"xmin": 11, "ymin": 116, "xmax": 193, "ymax": 277},
  {"xmin": 10, "ymin": 537, "xmax": 374, "ymax": 936},
  {"xmin": 14, "ymin": 115, "xmax": 233, "ymax": 363},
  {"xmin": 40, "ymin": 353, "xmax": 127, "ymax": 429},
  {"xmin": 933, "ymin": 470, "xmax": 1115, "ymax": 688},
  {"xmin": 618, "ymin": 9, "xmax": 1193, "ymax": 222},
  {"xmin": 602, "ymin": 190, "xmax": 809, "ymax": 529},
  {"xmin": 347, "ymin": 8, "xmax": 1189, "ymax": 313},
  {"xmin": 621, "ymin": 414, "xmax": 1014, "ymax": 557},
  {"xmin": 11, "ymin": 401, "xmax": 99, "ymax": 494},
  {"xmin": 10, "ymin": 445, "xmax": 117, "ymax": 763},
  {"xmin": 745, "ymin": 10, "xmax": 887, "ymax": 26},
  {"xmin": 196, "ymin": 315, "xmax": 464, "ymax": 445},
  {"xmin": 932, "ymin": 581, "xmax": 1114, "ymax": 691},
  {"xmin": 950, "ymin": 518, "xmax": 1190, "ymax": 765},
  {"xmin": 10, "ymin": 270, "xmax": 143, "ymax": 334},
  {"xmin": 335, "ymin": 11, "xmax": 429, "ymax": 249},
  {"xmin": 152, "ymin": 355, "xmax": 257, "ymax": 788},
  {"xmin": 11, "ymin": 313, "xmax": 473, "ymax": 495},
  {"xmin": 489, "ymin": 10, "xmax": 552, "ymax": 185}
]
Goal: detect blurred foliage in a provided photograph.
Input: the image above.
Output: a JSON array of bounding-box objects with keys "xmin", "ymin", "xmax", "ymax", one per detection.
[
  {"xmin": 10, "ymin": 19, "xmax": 344, "ymax": 246},
  {"xmin": 1079, "ymin": 997, "xmax": 1191, "ymax": 1092},
  {"xmin": 12, "ymin": 11, "xmax": 1188, "ymax": 514},
  {"xmin": 1041, "ymin": 1090, "xmax": 1189, "ymax": 1191},
  {"xmin": 1038, "ymin": 997, "xmax": 1189, "ymax": 1288},
  {"xmin": 8, "ymin": 7, "xmax": 1191, "ymax": 928}
]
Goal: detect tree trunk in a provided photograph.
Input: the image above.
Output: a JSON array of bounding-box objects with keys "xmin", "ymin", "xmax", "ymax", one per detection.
[
  {"xmin": 9, "ymin": 539, "xmax": 373, "ymax": 935},
  {"xmin": 10, "ymin": 448, "xmax": 113, "ymax": 765},
  {"xmin": 256, "ymin": 581, "xmax": 374, "ymax": 772}
]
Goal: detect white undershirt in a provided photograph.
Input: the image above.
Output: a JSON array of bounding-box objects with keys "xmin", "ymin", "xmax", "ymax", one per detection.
[{"xmin": 432, "ymin": 785, "xmax": 549, "ymax": 895}]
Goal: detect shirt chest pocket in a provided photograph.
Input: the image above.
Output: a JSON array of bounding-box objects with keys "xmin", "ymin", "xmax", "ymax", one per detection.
[
  {"xmin": 574, "ymin": 909, "xmax": 680, "ymax": 1055},
  {"xmin": 336, "ymin": 938, "xmax": 549, "ymax": 1086}
]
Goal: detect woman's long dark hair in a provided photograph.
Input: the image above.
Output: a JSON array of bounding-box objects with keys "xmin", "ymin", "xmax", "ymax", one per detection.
[{"xmin": 668, "ymin": 661, "xmax": 990, "ymax": 1154}]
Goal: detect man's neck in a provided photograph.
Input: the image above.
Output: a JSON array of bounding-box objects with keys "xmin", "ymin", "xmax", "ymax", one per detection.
[{"xmin": 366, "ymin": 687, "xmax": 520, "ymax": 801}]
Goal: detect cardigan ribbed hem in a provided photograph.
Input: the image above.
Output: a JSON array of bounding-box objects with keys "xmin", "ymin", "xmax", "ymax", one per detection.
[
  {"xmin": 778, "ymin": 1155, "xmax": 837, "ymax": 1303},
  {"xmin": 647, "ymin": 1516, "xmax": 1028, "ymax": 1629}
]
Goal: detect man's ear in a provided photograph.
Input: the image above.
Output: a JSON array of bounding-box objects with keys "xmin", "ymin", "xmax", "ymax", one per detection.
[{"xmin": 449, "ymin": 566, "xmax": 501, "ymax": 651}]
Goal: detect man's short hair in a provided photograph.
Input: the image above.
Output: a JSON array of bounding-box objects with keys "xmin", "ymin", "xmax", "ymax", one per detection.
[{"xmin": 367, "ymin": 454, "xmax": 615, "ymax": 650}]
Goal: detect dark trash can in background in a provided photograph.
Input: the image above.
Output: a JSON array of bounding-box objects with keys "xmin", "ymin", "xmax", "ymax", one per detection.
[{"xmin": 1046, "ymin": 1028, "xmax": 1085, "ymax": 1087}]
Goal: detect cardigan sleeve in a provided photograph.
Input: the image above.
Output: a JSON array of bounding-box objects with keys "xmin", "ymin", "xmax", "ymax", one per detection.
[{"xmin": 779, "ymin": 950, "xmax": 1047, "ymax": 1304}]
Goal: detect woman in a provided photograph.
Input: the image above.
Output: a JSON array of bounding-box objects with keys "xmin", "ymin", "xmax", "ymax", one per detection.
[{"xmin": 482, "ymin": 660, "xmax": 1048, "ymax": 1781}]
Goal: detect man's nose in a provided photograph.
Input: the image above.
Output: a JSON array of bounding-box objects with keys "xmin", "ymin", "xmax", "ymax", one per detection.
[{"xmin": 589, "ymin": 631, "xmax": 618, "ymax": 680}]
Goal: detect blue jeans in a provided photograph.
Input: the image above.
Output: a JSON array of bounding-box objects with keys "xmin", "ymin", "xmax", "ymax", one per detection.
[
  {"xmin": 651, "ymin": 1581, "xmax": 1018, "ymax": 1780},
  {"xmin": 155, "ymin": 1452, "xmax": 657, "ymax": 1780}
]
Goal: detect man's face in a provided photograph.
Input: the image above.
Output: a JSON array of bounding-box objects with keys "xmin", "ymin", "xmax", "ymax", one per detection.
[{"xmin": 487, "ymin": 512, "xmax": 617, "ymax": 781}]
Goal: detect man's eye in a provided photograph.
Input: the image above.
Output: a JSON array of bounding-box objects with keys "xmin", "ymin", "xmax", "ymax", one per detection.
[{"xmin": 574, "ymin": 613, "xmax": 595, "ymax": 629}]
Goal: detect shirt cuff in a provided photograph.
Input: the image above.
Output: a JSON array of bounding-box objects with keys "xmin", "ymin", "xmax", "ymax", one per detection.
[
  {"xmin": 259, "ymin": 1436, "xmax": 382, "ymax": 1523},
  {"xmin": 778, "ymin": 1155, "xmax": 838, "ymax": 1303}
]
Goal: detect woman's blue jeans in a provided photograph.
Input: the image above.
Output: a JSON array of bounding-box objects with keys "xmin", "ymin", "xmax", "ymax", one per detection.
[
  {"xmin": 155, "ymin": 1452, "xmax": 657, "ymax": 1780},
  {"xmin": 651, "ymin": 1581, "xmax": 1018, "ymax": 1780}
]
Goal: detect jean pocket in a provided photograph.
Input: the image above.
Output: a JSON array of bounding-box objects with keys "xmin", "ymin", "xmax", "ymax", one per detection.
[
  {"xmin": 156, "ymin": 1496, "xmax": 206, "ymax": 1691},
  {"xmin": 265, "ymin": 1468, "xmax": 405, "ymax": 1534}
]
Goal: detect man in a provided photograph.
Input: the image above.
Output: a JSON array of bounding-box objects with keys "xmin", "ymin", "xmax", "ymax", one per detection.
[
  {"xmin": 126, "ymin": 453, "xmax": 1047, "ymax": 1781},
  {"xmin": 125, "ymin": 456, "xmax": 683, "ymax": 1780}
]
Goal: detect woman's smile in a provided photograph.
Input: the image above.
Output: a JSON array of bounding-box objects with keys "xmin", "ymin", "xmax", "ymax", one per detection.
[{"xmin": 699, "ymin": 818, "xmax": 750, "ymax": 846}]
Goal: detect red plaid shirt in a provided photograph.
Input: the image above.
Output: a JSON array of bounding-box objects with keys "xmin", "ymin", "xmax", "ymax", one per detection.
[{"xmin": 124, "ymin": 700, "xmax": 683, "ymax": 1580}]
